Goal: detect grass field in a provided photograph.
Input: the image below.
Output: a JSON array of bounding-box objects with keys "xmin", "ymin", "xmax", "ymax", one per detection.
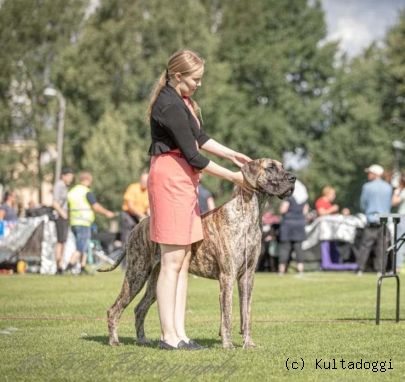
[{"xmin": 1, "ymin": 270, "xmax": 404, "ymax": 381}]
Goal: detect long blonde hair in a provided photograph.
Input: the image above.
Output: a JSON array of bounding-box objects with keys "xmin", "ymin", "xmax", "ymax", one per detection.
[{"xmin": 147, "ymin": 49, "xmax": 205, "ymax": 119}]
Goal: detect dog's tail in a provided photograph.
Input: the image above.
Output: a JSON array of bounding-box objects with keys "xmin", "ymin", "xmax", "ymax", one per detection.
[{"xmin": 96, "ymin": 246, "xmax": 126, "ymax": 272}]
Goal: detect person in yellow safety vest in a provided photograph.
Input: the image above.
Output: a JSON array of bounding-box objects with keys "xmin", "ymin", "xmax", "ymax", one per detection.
[{"xmin": 66, "ymin": 171, "xmax": 115, "ymax": 274}]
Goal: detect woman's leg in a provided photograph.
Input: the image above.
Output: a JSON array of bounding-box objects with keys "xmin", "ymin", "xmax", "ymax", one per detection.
[
  {"xmin": 293, "ymin": 241, "xmax": 305, "ymax": 273},
  {"xmin": 396, "ymin": 220, "xmax": 405, "ymax": 273},
  {"xmin": 157, "ymin": 243, "xmax": 186, "ymax": 347},
  {"xmin": 278, "ymin": 241, "xmax": 292, "ymax": 274},
  {"xmin": 174, "ymin": 245, "xmax": 192, "ymax": 342}
]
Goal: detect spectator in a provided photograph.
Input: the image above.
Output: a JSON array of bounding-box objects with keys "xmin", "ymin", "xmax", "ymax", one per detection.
[
  {"xmin": 52, "ymin": 167, "xmax": 74, "ymax": 275},
  {"xmin": 27, "ymin": 200, "xmax": 38, "ymax": 209},
  {"xmin": 315, "ymin": 186, "xmax": 350, "ymax": 265},
  {"xmin": 315, "ymin": 186, "xmax": 350, "ymax": 216},
  {"xmin": 278, "ymin": 180, "xmax": 309, "ymax": 276},
  {"xmin": 66, "ymin": 171, "xmax": 115, "ymax": 274},
  {"xmin": 0, "ymin": 191, "xmax": 18, "ymax": 221},
  {"xmin": 357, "ymin": 164, "xmax": 392, "ymax": 275},
  {"xmin": 392, "ymin": 172, "xmax": 405, "ymax": 273},
  {"xmin": 197, "ymin": 175, "xmax": 215, "ymax": 214},
  {"xmin": 257, "ymin": 209, "xmax": 280, "ymax": 272},
  {"xmin": 121, "ymin": 172, "xmax": 149, "ymax": 245}
]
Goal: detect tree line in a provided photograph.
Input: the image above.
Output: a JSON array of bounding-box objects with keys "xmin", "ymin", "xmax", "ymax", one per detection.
[{"xmin": 1, "ymin": 0, "xmax": 404, "ymax": 213}]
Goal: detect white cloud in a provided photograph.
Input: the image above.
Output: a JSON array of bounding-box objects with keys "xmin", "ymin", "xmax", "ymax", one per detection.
[
  {"xmin": 321, "ymin": 0, "xmax": 405, "ymax": 57},
  {"xmin": 328, "ymin": 17, "xmax": 372, "ymax": 56}
]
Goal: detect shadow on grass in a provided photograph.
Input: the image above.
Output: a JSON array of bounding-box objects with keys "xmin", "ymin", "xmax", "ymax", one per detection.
[
  {"xmin": 336, "ymin": 318, "xmax": 404, "ymax": 323},
  {"xmin": 82, "ymin": 335, "xmax": 137, "ymax": 346},
  {"xmin": 82, "ymin": 335, "xmax": 223, "ymax": 348}
]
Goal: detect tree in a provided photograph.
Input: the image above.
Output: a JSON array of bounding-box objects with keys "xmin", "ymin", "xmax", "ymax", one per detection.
[
  {"xmin": 0, "ymin": 0, "xmax": 87, "ymax": 195},
  {"xmin": 217, "ymin": 0, "xmax": 337, "ymax": 157},
  {"xmin": 304, "ymin": 46, "xmax": 392, "ymax": 210},
  {"xmin": 304, "ymin": 7, "xmax": 405, "ymax": 210},
  {"xmin": 55, "ymin": 0, "xmax": 238, "ymax": 203},
  {"xmin": 381, "ymin": 8, "xmax": 405, "ymax": 158},
  {"xmin": 82, "ymin": 110, "xmax": 143, "ymax": 211}
]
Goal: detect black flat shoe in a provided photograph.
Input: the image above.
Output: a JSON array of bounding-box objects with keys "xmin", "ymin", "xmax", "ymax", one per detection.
[
  {"xmin": 186, "ymin": 340, "xmax": 206, "ymax": 350},
  {"xmin": 177, "ymin": 340, "xmax": 189, "ymax": 350},
  {"xmin": 158, "ymin": 340, "xmax": 188, "ymax": 350},
  {"xmin": 158, "ymin": 340, "xmax": 177, "ymax": 350}
]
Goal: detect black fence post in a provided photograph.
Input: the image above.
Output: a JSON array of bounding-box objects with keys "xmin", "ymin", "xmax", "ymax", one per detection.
[{"xmin": 375, "ymin": 214, "xmax": 402, "ymax": 325}]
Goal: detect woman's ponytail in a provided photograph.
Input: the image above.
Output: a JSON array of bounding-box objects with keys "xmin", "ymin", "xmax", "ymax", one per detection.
[{"xmin": 146, "ymin": 70, "xmax": 167, "ymax": 118}]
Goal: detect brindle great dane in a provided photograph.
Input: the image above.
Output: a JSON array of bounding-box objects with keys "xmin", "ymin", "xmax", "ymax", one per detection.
[{"xmin": 99, "ymin": 159, "xmax": 295, "ymax": 349}]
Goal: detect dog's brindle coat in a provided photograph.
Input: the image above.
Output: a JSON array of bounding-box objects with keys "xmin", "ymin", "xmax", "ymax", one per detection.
[{"xmin": 101, "ymin": 159, "xmax": 295, "ymax": 349}]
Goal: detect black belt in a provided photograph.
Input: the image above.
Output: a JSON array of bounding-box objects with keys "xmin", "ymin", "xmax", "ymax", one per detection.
[
  {"xmin": 367, "ymin": 223, "xmax": 381, "ymax": 228},
  {"xmin": 161, "ymin": 151, "xmax": 184, "ymax": 158}
]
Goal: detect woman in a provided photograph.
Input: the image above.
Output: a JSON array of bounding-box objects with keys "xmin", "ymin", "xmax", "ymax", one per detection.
[
  {"xmin": 315, "ymin": 186, "xmax": 351, "ymax": 267},
  {"xmin": 0, "ymin": 191, "xmax": 18, "ymax": 221},
  {"xmin": 147, "ymin": 49, "xmax": 251, "ymax": 350},
  {"xmin": 392, "ymin": 172, "xmax": 405, "ymax": 273},
  {"xmin": 315, "ymin": 186, "xmax": 350, "ymax": 216},
  {"xmin": 278, "ymin": 180, "xmax": 309, "ymax": 276}
]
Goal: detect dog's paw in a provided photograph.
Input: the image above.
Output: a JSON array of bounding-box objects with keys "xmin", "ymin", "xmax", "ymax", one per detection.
[
  {"xmin": 222, "ymin": 342, "xmax": 235, "ymax": 350},
  {"xmin": 109, "ymin": 340, "xmax": 121, "ymax": 347},
  {"xmin": 243, "ymin": 341, "xmax": 256, "ymax": 349}
]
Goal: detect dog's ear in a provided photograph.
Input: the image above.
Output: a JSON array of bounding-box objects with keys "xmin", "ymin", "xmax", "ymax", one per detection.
[{"xmin": 241, "ymin": 160, "xmax": 262, "ymax": 189}]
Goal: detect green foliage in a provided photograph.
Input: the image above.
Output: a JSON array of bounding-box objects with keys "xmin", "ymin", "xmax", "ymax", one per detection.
[
  {"xmin": 381, "ymin": 9, "xmax": 405, "ymax": 145},
  {"xmin": 218, "ymin": 0, "xmax": 335, "ymax": 145},
  {"xmin": 304, "ymin": 48, "xmax": 387, "ymax": 209},
  {"xmin": 0, "ymin": 0, "xmax": 87, "ymax": 198},
  {"xmin": 81, "ymin": 110, "xmax": 144, "ymax": 211},
  {"xmin": 0, "ymin": 1, "xmax": 404, "ymax": 211}
]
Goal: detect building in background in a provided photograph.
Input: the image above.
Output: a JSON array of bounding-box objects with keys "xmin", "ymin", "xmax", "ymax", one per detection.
[{"xmin": 0, "ymin": 140, "xmax": 55, "ymax": 212}]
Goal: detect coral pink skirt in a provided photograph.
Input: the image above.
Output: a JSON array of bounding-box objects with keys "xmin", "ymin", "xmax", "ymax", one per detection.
[{"xmin": 148, "ymin": 150, "xmax": 203, "ymax": 245}]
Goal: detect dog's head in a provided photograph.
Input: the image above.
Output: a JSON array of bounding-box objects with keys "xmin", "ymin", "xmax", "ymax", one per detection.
[{"xmin": 241, "ymin": 159, "xmax": 295, "ymax": 198}]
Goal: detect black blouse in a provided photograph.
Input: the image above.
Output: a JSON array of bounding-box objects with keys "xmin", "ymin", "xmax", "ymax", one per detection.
[{"xmin": 149, "ymin": 85, "xmax": 211, "ymax": 170}]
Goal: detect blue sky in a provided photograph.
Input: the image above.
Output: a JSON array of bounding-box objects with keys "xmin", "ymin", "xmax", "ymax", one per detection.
[{"xmin": 321, "ymin": 0, "xmax": 405, "ymax": 57}]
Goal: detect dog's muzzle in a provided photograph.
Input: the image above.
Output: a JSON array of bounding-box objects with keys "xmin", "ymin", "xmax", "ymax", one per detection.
[{"xmin": 278, "ymin": 173, "xmax": 296, "ymax": 199}]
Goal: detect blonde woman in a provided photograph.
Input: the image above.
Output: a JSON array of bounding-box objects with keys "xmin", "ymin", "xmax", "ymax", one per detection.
[
  {"xmin": 147, "ymin": 49, "xmax": 251, "ymax": 350},
  {"xmin": 315, "ymin": 186, "xmax": 350, "ymax": 216},
  {"xmin": 392, "ymin": 173, "xmax": 405, "ymax": 272}
]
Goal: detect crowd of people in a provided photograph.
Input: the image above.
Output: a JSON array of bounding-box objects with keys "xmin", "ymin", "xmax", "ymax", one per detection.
[
  {"xmin": 1, "ymin": 162, "xmax": 405, "ymax": 276},
  {"xmin": 0, "ymin": 162, "xmax": 404, "ymax": 276},
  {"xmin": 274, "ymin": 163, "xmax": 405, "ymax": 275},
  {"xmin": 0, "ymin": 165, "xmax": 217, "ymax": 275}
]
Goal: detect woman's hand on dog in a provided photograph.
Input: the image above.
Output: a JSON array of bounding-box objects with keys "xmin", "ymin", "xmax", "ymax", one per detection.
[{"xmin": 230, "ymin": 151, "xmax": 252, "ymax": 168}]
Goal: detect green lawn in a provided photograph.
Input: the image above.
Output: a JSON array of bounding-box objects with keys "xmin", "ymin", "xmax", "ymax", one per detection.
[{"xmin": 0, "ymin": 270, "xmax": 404, "ymax": 381}]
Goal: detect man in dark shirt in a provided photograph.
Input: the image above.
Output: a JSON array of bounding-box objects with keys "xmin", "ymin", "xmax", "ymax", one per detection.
[{"xmin": 52, "ymin": 167, "xmax": 74, "ymax": 274}]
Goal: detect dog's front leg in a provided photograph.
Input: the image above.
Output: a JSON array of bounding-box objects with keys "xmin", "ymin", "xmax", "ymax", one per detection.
[
  {"xmin": 238, "ymin": 271, "xmax": 256, "ymax": 348},
  {"xmin": 219, "ymin": 274, "xmax": 235, "ymax": 349}
]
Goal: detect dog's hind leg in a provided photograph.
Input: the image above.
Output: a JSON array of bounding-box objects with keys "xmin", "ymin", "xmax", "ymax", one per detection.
[
  {"xmin": 107, "ymin": 270, "xmax": 149, "ymax": 346},
  {"xmin": 238, "ymin": 270, "xmax": 256, "ymax": 349},
  {"xmin": 134, "ymin": 263, "xmax": 160, "ymax": 345}
]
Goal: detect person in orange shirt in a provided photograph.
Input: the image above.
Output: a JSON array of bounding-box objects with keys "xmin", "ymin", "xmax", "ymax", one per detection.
[{"xmin": 121, "ymin": 172, "xmax": 149, "ymax": 244}]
